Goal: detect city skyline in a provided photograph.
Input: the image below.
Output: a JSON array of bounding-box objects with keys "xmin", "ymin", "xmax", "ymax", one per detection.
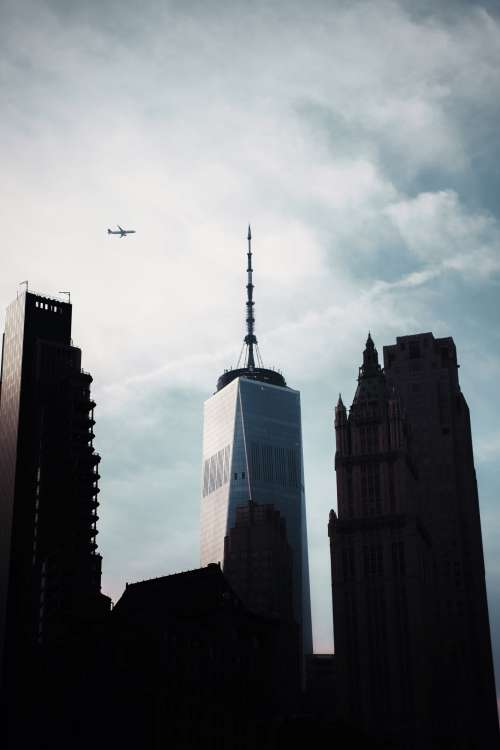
[{"xmin": 1, "ymin": 0, "xmax": 499, "ymax": 713}]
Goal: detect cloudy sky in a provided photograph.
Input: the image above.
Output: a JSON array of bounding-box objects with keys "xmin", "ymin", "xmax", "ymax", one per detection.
[{"xmin": 1, "ymin": 0, "xmax": 500, "ymax": 702}]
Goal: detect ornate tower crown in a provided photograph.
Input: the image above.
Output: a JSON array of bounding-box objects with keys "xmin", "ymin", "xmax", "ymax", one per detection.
[{"xmin": 359, "ymin": 332, "xmax": 382, "ymax": 380}]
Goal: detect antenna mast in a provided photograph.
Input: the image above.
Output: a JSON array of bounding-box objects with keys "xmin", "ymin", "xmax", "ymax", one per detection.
[{"xmin": 244, "ymin": 225, "xmax": 257, "ymax": 369}]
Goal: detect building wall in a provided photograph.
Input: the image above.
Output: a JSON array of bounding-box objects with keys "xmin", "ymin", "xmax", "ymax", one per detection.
[
  {"xmin": 0, "ymin": 293, "xmax": 72, "ymax": 680},
  {"xmin": 224, "ymin": 502, "xmax": 294, "ymax": 622},
  {"xmin": 200, "ymin": 375, "xmax": 312, "ymax": 653},
  {"xmin": 384, "ymin": 333, "xmax": 499, "ymax": 748},
  {"xmin": 0, "ymin": 292, "xmax": 108, "ymax": 700},
  {"xmin": 330, "ymin": 336, "xmax": 435, "ymax": 747}
]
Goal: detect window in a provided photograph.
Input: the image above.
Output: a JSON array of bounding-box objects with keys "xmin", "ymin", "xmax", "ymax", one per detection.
[
  {"xmin": 342, "ymin": 546, "xmax": 355, "ymax": 581},
  {"xmin": 202, "ymin": 444, "xmax": 231, "ymax": 497},
  {"xmin": 288, "ymin": 448, "xmax": 299, "ymax": 488},
  {"xmin": 360, "ymin": 462, "xmax": 382, "ymax": 516},
  {"xmin": 263, "ymin": 445, "xmax": 273, "ymax": 482},
  {"xmin": 359, "ymin": 424, "xmax": 378, "ymax": 453},
  {"xmin": 363, "ymin": 544, "xmax": 383, "ymax": 579},
  {"xmin": 250, "ymin": 442, "xmax": 297, "ymax": 489}
]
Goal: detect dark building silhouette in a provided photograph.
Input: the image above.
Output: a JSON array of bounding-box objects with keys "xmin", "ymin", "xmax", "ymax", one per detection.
[
  {"xmin": 330, "ymin": 333, "xmax": 498, "ymax": 749},
  {"xmin": 329, "ymin": 335, "xmax": 434, "ymax": 747},
  {"xmin": 384, "ymin": 333, "xmax": 499, "ymax": 748},
  {"xmin": 0, "ymin": 291, "xmax": 109, "ymax": 738},
  {"xmin": 98, "ymin": 565, "xmax": 300, "ymax": 750},
  {"xmin": 303, "ymin": 654, "xmax": 336, "ymax": 718},
  {"xmin": 224, "ymin": 501, "xmax": 294, "ymax": 621}
]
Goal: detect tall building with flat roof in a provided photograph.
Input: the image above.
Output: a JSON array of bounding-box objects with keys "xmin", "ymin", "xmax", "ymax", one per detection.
[
  {"xmin": 383, "ymin": 332, "xmax": 498, "ymax": 748},
  {"xmin": 200, "ymin": 228, "xmax": 312, "ymax": 654},
  {"xmin": 0, "ymin": 291, "xmax": 109, "ymax": 697}
]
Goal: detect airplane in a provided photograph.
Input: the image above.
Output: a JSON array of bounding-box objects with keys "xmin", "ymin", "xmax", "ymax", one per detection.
[{"xmin": 107, "ymin": 225, "xmax": 136, "ymax": 238}]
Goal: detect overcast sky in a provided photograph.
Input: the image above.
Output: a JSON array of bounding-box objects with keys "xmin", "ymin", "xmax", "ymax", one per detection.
[{"xmin": 1, "ymin": 0, "xmax": 499, "ymax": 704}]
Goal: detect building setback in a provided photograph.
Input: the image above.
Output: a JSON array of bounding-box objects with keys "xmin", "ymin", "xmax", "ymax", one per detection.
[
  {"xmin": 0, "ymin": 292, "xmax": 109, "ymax": 707},
  {"xmin": 330, "ymin": 333, "xmax": 498, "ymax": 749},
  {"xmin": 200, "ymin": 228, "xmax": 312, "ymax": 654}
]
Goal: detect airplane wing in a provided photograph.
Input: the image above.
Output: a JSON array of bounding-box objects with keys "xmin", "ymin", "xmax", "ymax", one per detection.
[{"xmin": 117, "ymin": 225, "xmax": 124, "ymax": 232}]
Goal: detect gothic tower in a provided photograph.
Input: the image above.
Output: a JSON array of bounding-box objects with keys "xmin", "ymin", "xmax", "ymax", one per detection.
[{"xmin": 329, "ymin": 335, "xmax": 434, "ymax": 746}]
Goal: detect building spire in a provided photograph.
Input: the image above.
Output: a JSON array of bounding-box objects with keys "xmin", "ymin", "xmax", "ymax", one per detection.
[
  {"xmin": 359, "ymin": 332, "xmax": 381, "ymax": 379},
  {"xmin": 217, "ymin": 227, "xmax": 287, "ymax": 391},
  {"xmin": 244, "ymin": 225, "xmax": 258, "ymax": 369}
]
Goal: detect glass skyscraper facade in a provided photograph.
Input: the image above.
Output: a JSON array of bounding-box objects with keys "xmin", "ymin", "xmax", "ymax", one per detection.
[{"xmin": 200, "ymin": 229, "xmax": 312, "ymax": 654}]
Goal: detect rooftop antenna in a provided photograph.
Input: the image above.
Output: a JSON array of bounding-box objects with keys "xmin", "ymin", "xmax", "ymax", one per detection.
[
  {"xmin": 59, "ymin": 291, "xmax": 71, "ymax": 305},
  {"xmin": 244, "ymin": 225, "xmax": 257, "ymax": 369}
]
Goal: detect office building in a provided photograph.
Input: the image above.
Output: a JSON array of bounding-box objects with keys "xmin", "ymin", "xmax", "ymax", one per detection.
[
  {"xmin": 384, "ymin": 332, "xmax": 498, "ymax": 748},
  {"xmin": 0, "ymin": 291, "xmax": 109, "ymax": 697},
  {"xmin": 330, "ymin": 332, "xmax": 498, "ymax": 748},
  {"xmin": 200, "ymin": 228, "xmax": 312, "ymax": 653}
]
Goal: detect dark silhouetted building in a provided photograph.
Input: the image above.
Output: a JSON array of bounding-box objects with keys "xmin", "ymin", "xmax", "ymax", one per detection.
[
  {"xmin": 200, "ymin": 228, "xmax": 312, "ymax": 654},
  {"xmin": 330, "ymin": 333, "xmax": 498, "ymax": 749},
  {"xmin": 304, "ymin": 653, "xmax": 336, "ymax": 718},
  {"xmin": 0, "ymin": 291, "xmax": 109, "ymax": 741},
  {"xmin": 100, "ymin": 565, "xmax": 300, "ymax": 750},
  {"xmin": 384, "ymin": 333, "xmax": 499, "ymax": 748},
  {"xmin": 329, "ymin": 335, "xmax": 434, "ymax": 747},
  {"xmin": 224, "ymin": 501, "xmax": 294, "ymax": 621}
]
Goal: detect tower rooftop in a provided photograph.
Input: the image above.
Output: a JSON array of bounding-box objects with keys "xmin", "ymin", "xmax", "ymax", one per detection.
[
  {"xmin": 217, "ymin": 366, "xmax": 286, "ymax": 391},
  {"xmin": 216, "ymin": 227, "xmax": 287, "ymax": 392}
]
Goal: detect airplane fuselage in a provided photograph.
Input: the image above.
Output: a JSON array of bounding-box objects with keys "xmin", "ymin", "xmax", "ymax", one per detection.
[{"xmin": 107, "ymin": 225, "xmax": 136, "ymax": 238}]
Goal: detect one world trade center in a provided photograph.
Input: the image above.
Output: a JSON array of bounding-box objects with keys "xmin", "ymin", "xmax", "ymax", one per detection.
[{"xmin": 200, "ymin": 228, "xmax": 312, "ymax": 654}]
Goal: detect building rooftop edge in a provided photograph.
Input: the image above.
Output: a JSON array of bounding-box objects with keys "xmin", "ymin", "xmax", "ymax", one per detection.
[
  {"xmin": 24, "ymin": 290, "xmax": 72, "ymax": 307},
  {"xmin": 216, "ymin": 366, "xmax": 287, "ymax": 391}
]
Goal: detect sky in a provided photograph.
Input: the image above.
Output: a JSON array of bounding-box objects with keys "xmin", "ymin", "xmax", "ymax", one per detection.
[{"xmin": 1, "ymin": 0, "xmax": 500, "ymax": 704}]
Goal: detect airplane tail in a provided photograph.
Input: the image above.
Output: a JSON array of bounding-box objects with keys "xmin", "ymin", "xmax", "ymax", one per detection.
[{"xmin": 107, "ymin": 228, "xmax": 111, "ymax": 234}]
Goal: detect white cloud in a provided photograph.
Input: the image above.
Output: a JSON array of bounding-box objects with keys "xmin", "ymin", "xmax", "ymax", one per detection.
[
  {"xmin": 385, "ymin": 190, "xmax": 500, "ymax": 277},
  {"xmin": 1, "ymin": 0, "xmax": 500, "ymax": 668}
]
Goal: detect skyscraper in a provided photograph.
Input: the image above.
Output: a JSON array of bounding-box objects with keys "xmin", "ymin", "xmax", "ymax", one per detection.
[
  {"xmin": 0, "ymin": 291, "xmax": 109, "ymax": 695},
  {"xmin": 329, "ymin": 335, "xmax": 434, "ymax": 746},
  {"xmin": 383, "ymin": 332, "xmax": 498, "ymax": 748},
  {"xmin": 200, "ymin": 228, "xmax": 312, "ymax": 654},
  {"xmin": 330, "ymin": 333, "xmax": 498, "ymax": 748}
]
